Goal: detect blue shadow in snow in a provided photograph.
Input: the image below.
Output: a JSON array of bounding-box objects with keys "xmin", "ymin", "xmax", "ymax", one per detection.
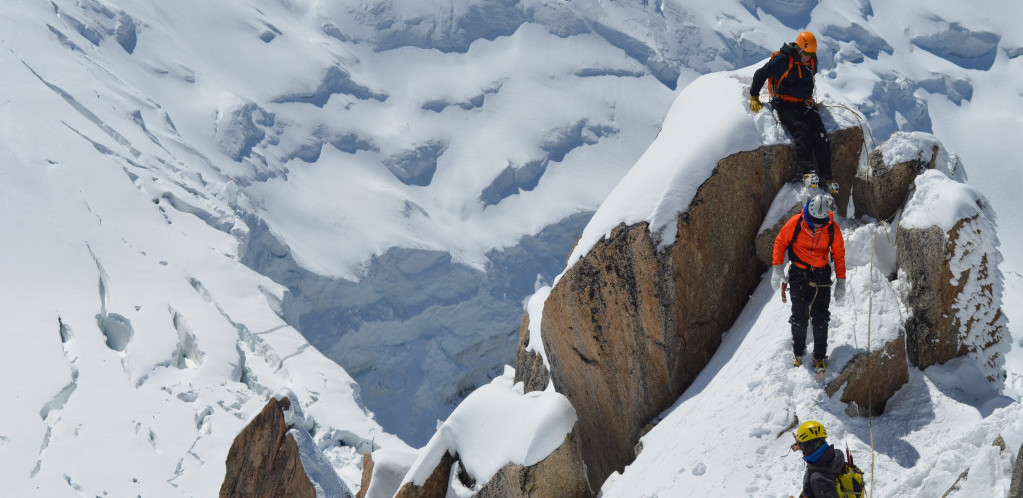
[
  {"xmin": 823, "ymin": 368, "xmax": 929, "ymax": 468},
  {"xmin": 923, "ymin": 357, "xmax": 1015, "ymax": 417}
]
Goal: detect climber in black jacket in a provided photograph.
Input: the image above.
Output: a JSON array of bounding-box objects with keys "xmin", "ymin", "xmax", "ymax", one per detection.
[
  {"xmin": 749, "ymin": 31, "xmax": 836, "ymax": 195},
  {"xmin": 790, "ymin": 420, "xmax": 846, "ymax": 498}
]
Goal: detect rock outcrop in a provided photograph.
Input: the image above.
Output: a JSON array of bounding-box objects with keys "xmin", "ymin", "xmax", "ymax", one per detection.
[
  {"xmin": 220, "ymin": 397, "xmax": 316, "ymax": 498},
  {"xmin": 1010, "ymin": 440, "xmax": 1023, "ymax": 498},
  {"xmin": 472, "ymin": 429, "xmax": 589, "ymax": 498},
  {"xmin": 522, "ymin": 126, "xmax": 864, "ymax": 489},
  {"xmin": 356, "ymin": 453, "xmax": 374, "ymax": 498},
  {"xmin": 387, "ymin": 429, "xmax": 588, "ymax": 498},
  {"xmin": 394, "ymin": 452, "xmax": 456, "ymax": 498},
  {"xmin": 897, "ymin": 171, "xmax": 1008, "ymax": 385},
  {"xmin": 754, "ymin": 204, "xmax": 801, "ymax": 267},
  {"xmin": 852, "ymin": 143, "xmax": 935, "ymax": 221},
  {"xmin": 221, "ymin": 395, "xmax": 352, "ymax": 498},
  {"xmin": 826, "ymin": 335, "xmax": 909, "ymax": 416},
  {"xmin": 514, "ymin": 313, "xmax": 550, "ymax": 393},
  {"xmin": 851, "ymin": 131, "xmax": 965, "ymax": 221}
]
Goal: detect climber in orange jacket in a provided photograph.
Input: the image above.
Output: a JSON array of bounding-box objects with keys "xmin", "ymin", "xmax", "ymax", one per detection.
[{"xmin": 771, "ymin": 194, "xmax": 846, "ymax": 373}]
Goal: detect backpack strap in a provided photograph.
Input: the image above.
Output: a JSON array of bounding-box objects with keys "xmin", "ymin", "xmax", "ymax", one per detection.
[
  {"xmin": 769, "ymin": 51, "xmax": 816, "ymax": 103},
  {"xmin": 767, "ymin": 51, "xmax": 791, "ymax": 101}
]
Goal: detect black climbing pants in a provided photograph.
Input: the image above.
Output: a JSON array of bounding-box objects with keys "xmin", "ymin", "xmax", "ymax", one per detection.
[
  {"xmin": 775, "ymin": 101, "xmax": 832, "ymax": 181},
  {"xmin": 788, "ymin": 264, "xmax": 832, "ymax": 360}
]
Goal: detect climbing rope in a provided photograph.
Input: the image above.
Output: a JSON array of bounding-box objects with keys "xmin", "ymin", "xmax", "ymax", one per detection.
[
  {"xmin": 822, "ymin": 98, "xmax": 886, "ymax": 497},
  {"xmin": 865, "ymin": 233, "xmax": 876, "ymax": 498},
  {"xmin": 778, "ymin": 96, "xmax": 905, "ymax": 497}
]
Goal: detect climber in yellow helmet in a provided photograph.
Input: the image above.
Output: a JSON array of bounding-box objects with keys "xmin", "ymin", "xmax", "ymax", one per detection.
[
  {"xmin": 790, "ymin": 420, "xmax": 845, "ymax": 498},
  {"xmin": 749, "ymin": 31, "xmax": 837, "ymax": 195}
]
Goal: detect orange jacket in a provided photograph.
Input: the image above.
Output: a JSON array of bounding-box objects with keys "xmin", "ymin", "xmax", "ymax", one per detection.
[{"xmin": 772, "ymin": 212, "xmax": 846, "ymax": 279}]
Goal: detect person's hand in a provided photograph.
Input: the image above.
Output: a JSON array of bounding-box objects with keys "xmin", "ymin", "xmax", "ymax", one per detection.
[
  {"xmin": 750, "ymin": 95, "xmax": 763, "ymax": 113},
  {"xmin": 834, "ymin": 278, "xmax": 847, "ymax": 304},
  {"xmin": 771, "ymin": 265, "xmax": 785, "ymax": 290}
]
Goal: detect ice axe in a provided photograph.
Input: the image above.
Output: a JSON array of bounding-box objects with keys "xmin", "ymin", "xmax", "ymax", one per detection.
[{"xmin": 781, "ymin": 281, "xmax": 787, "ymax": 303}]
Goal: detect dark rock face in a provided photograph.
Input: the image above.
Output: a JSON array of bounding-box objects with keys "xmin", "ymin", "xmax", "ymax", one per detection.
[
  {"xmin": 220, "ymin": 397, "xmax": 315, "ymax": 498},
  {"xmin": 526, "ymin": 126, "xmax": 864, "ymax": 490}
]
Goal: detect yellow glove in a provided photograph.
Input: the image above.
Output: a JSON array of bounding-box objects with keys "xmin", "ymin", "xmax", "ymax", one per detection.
[{"xmin": 750, "ymin": 95, "xmax": 763, "ymax": 113}]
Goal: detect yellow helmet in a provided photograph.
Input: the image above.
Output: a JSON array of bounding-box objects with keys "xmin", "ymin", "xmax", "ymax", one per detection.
[
  {"xmin": 796, "ymin": 31, "xmax": 817, "ymax": 54},
  {"xmin": 796, "ymin": 420, "xmax": 827, "ymax": 442}
]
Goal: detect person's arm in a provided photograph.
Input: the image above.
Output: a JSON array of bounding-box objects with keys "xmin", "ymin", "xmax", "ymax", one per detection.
[
  {"xmin": 808, "ymin": 471, "xmax": 840, "ymax": 498},
  {"xmin": 831, "ymin": 222, "xmax": 846, "ymax": 279},
  {"xmin": 773, "ymin": 215, "xmax": 799, "ymax": 266},
  {"xmin": 751, "ymin": 54, "xmax": 785, "ymax": 97}
]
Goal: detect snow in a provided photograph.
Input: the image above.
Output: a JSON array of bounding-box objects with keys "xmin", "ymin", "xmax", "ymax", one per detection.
[
  {"xmin": 871, "ymin": 131, "xmax": 968, "ymax": 182},
  {"xmin": 1, "ymin": 0, "xmax": 1021, "ymax": 497},
  {"xmin": 525, "ymin": 285, "xmax": 553, "ymax": 368},
  {"xmin": 902, "ymin": 169, "xmax": 987, "ymax": 231},
  {"xmin": 401, "ymin": 368, "xmax": 576, "ymax": 492}
]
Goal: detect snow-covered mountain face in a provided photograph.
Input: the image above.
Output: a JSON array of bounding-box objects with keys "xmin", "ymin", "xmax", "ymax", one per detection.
[{"xmin": 2, "ymin": 1, "xmax": 1020, "ymax": 487}]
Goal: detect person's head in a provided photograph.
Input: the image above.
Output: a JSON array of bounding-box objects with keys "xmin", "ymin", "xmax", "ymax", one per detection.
[
  {"xmin": 796, "ymin": 31, "xmax": 817, "ymax": 61},
  {"xmin": 803, "ymin": 194, "xmax": 830, "ymax": 227},
  {"xmin": 794, "ymin": 420, "xmax": 828, "ymax": 457}
]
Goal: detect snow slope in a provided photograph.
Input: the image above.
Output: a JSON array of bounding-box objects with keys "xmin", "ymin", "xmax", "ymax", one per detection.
[{"xmin": 601, "ymin": 274, "xmax": 1021, "ymax": 497}]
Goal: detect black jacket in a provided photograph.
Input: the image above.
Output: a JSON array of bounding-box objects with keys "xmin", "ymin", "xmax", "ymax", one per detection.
[
  {"xmin": 800, "ymin": 444, "xmax": 846, "ymax": 498},
  {"xmin": 750, "ymin": 42, "xmax": 818, "ymax": 103}
]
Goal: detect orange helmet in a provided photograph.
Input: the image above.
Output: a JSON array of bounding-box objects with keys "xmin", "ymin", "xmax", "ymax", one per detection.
[{"xmin": 796, "ymin": 31, "xmax": 817, "ymax": 54}]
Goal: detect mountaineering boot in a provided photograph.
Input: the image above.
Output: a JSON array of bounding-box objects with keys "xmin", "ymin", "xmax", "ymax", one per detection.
[
  {"xmin": 813, "ymin": 357, "xmax": 828, "ymax": 374},
  {"xmin": 803, "ymin": 173, "xmax": 820, "ymax": 189},
  {"xmin": 793, "ymin": 354, "xmax": 803, "ymax": 367}
]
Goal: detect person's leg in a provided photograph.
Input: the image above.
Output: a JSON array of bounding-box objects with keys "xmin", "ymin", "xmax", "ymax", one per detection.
[
  {"xmin": 788, "ymin": 269, "xmax": 811, "ymax": 358},
  {"xmin": 805, "ymin": 108, "xmax": 832, "ymax": 181},
  {"xmin": 808, "ymin": 275, "xmax": 833, "ymax": 360},
  {"xmin": 776, "ymin": 105, "xmax": 816, "ymax": 176}
]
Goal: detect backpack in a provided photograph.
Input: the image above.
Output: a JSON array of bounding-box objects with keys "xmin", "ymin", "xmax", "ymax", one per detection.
[
  {"xmin": 767, "ymin": 47, "xmax": 817, "ymax": 102},
  {"xmin": 836, "ymin": 447, "xmax": 865, "ymax": 498}
]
